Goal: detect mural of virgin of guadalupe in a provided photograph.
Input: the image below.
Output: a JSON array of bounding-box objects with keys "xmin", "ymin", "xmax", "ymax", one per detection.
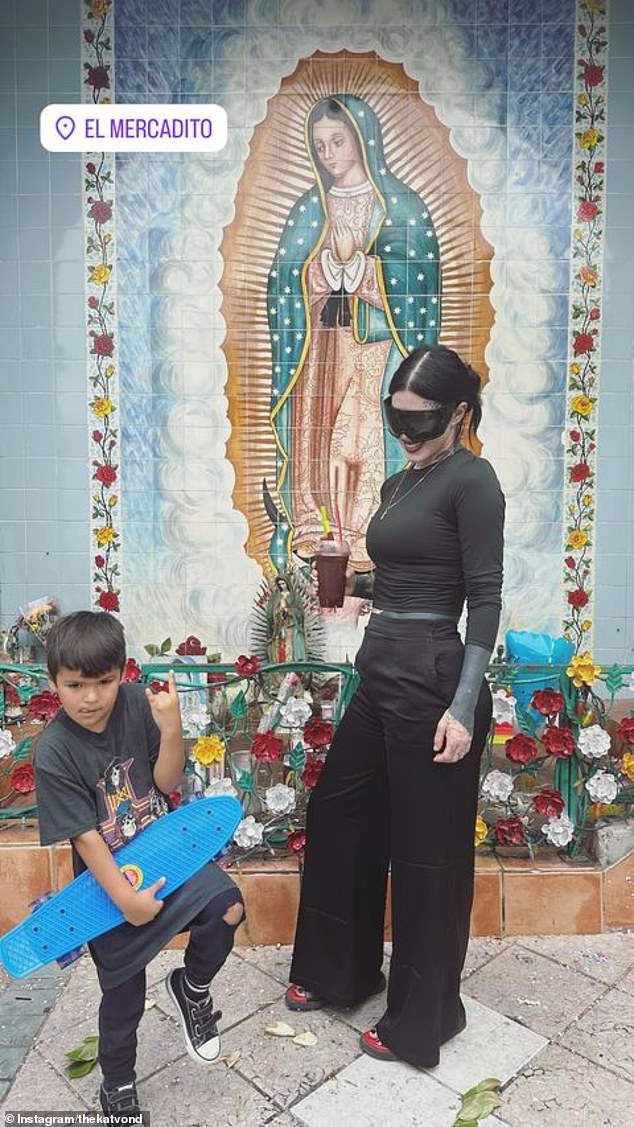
[{"xmin": 267, "ymin": 93, "xmax": 441, "ymax": 572}]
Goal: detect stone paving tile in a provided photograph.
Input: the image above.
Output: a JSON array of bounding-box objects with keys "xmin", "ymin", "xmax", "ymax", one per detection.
[
  {"xmin": 331, "ymin": 975, "xmax": 388, "ymax": 1035},
  {"xmin": 151, "ymin": 951, "xmax": 286, "ymax": 1030},
  {"xmin": 138, "ymin": 1055, "xmax": 278, "ymax": 1126},
  {"xmin": 463, "ymin": 945, "xmax": 606, "ymax": 1039},
  {"xmin": 265, "ymin": 1113, "xmax": 303, "ymax": 1125},
  {"xmin": 1, "ymin": 1048, "xmax": 89, "ymax": 1113},
  {"xmin": 517, "ymin": 932, "xmax": 634, "ymax": 986},
  {"xmin": 235, "ymin": 944, "xmax": 294, "ymax": 985},
  {"xmin": 430, "ymin": 997, "xmax": 546, "ymax": 1092},
  {"xmin": 0, "ymin": 1081, "xmax": 9, "ymax": 1102},
  {"xmin": 619, "ymin": 965, "xmax": 634, "ymax": 997},
  {"xmin": 462, "ymin": 937, "xmax": 515, "ymax": 979},
  {"xmin": 500, "ymin": 1042, "xmax": 634, "ymax": 1127},
  {"xmin": 222, "ymin": 997, "xmax": 361, "ymax": 1111},
  {"xmin": 559, "ymin": 986, "xmax": 634, "ymax": 1082},
  {"xmin": 146, "ymin": 947, "xmax": 184, "ymax": 988},
  {"xmin": 29, "ymin": 957, "xmax": 99, "ymax": 1033}
]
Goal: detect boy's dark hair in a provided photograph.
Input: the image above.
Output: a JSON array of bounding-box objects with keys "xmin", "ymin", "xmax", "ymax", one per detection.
[{"xmin": 46, "ymin": 611, "xmax": 126, "ymax": 680}]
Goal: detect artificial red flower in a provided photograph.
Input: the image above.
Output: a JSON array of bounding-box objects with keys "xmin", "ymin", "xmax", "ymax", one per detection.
[
  {"xmin": 27, "ymin": 691, "xmax": 61, "ymax": 722},
  {"xmin": 584, "ymin": 64, "xmax": 604, "ymax": 87},
  {"xmin": 531, "ymin": 689, "xmax": 565, "ymax": 717},
  {"xmin": 577, "ymin": 200, "xmax": 598, "ymax": 222},
  {"xmin": 92, "ymin": 333, "xmax": 114, "ymax": 356},
  {"xmin": 168, "ymin": 790, "xmax": 182, "ymax": 808},
  {"xmin": 122, "ymin": 658, "xmax": 141, "ymax": 683},
  {"xmin": 301, "ymin": 755, "xmax": 325, "ymax": 789},
  {"xmin": 86, "ymin": 161, "xmax": 96, "ymax": 174},
  {"xmin": 494, "ymin": 817, "xmax": 525, "ymax": 846},
  {"xmin": 569, "ymin": 430, "xmax": 581, "ymax": 443},
  {"xmin": 568, "ymin": 589, "xmax": 589, "ymax": 609},
  {"xmin": 84, "ymin": 64, "xmax": 110, "ymax": 90},
  {"xmin": 149, "ymin": 680, "xmax": 170, "ymax": 694},
  {"xmin": 542, "ymin": 725, "xmax": 575, "ymax": 759},
  {"xmin": 564, "ymin": 556, "xmax": 576, "ymax": 569},
  {"xmin": 287, "ymin": 830, "xmax": 306, "ymax": 854},
  {"xmin": 92, "ymin": 430, "xmax": 103, "ymax": 443},
  {"xmin": 617, "ymin": 717, "xmax": 634, "ymax": 745},
  {"xmin": 533, "ymin": 788, "xmax": 565, "ymax": 818},
  {"xmin": 570, "ymin": 462, "xmax": 590, "ymax": 483},
  {"xmin": 207, "ymin": 671, "xmax": 227, "ymax": 687},
  {"xmin": 235, "ymin": 655, "xmax": 261, "ymax": 677},
  {"xmin": 98, "ymin": 590, "xmax": 120, "ymax": 612},
  {"xmin": 11, "ymin": 764, "xmax": 35, "ymax": 795},
  {"xmin": 594, "ymin": 161, "xmax": 604, "ymax": 173},
  {"xmin": 95, "ymin": 463, "xmax": 117, "ymax": 486},
  {"xmin": 303, "ymin": 718, "xmax": 334, "ymax": 749},
  {"xmin": 176, "ymin": 635, "xmax": 207, "ymax": 656},
  {"xmin": 89, "ymin": 201, "xmax": 112, "ymax": 224},
  {"xmin": 252, "ymin": 731, "xmax": 283, "ymax": 763},
  {"xmin": 88, "ymin": 296, "xmax": 99, "ymax": 309},
  {"xmin": 505, "ymin": 734, "xmax": 539, "ymax": 765},
  {"xmin": 95, "ymin": 555, "xmax": 105, "ymax": 568},
  {"xmin": 573, "ymin": 333, "xmax": 594, "ymax": 355}
]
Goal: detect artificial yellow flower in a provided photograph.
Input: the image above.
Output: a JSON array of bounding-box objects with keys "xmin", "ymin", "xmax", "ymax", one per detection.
[
  {"xmin": 95, "ymin": 526, "xmax": 115, "ymax": 547},
  {"xmin": 581, "ymin": 619, "xmax": 592, "ymax": 633},
  {"xmin": 571, "ymin": 394, "xmax": 593, "ymax": 417},
  {"xmin": 621, "ymin": 752, "xmax": 634, "ymax": 783},
  {"xmin": 92, "ymin": 396, "xmax": 113, "ymax": 417},
  {"xmin": 193, "ymin": 735, "xmax": 226, "ymax": 767},
  {"xmin": 89, "ymin": 263, "xmax": 112, "ymax": 286},
  {"xmin": 567, "ymin": 530, "xmax": 588, "ymax": 550},
  {"xmin": 474, "ymin": 815, "xmax": 488, "ymax": 847},
  {"xmin": 569, "ymin": 362, "xmax": 581, "ymax": 375},
  {"xmin": 105, "ymin": 365, "xmax": 115, "ymax": 378},
  {"xmin": 579, "ymin": 128, "xmax": 600, "ymax": 150},
  {"xmin": 567, "ymin": 652, "xmax": 601, "ymax": 688}
]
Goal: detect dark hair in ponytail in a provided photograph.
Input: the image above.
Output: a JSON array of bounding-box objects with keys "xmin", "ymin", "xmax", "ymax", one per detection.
[{"xmin": 388, "ymin": 344, "xmax": 482, "ymax": 444}]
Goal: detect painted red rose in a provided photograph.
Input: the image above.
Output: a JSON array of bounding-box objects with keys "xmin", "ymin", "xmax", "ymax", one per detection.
[
  {"xmin": 93, "ymin": 333, "xmax": 114, "ymax": 356},
  {"xmin": 570, "ymin": 463, "xmax": 590, "ymax": 483},
  {"xmin": 568, "ymin": 589, "xmax": 589, "ymax": 609},
  {"xmin": 303, "ymin": 718, "xmax": 334, "ymax": 749},
  {"xmin": 95, "ymin": 464, "xmax": 117, "ymax": 486},
  {"xmin": 11, "ymin": 764, "xmax": 35, "ymax": 795},
  {"xmin": 85, "ymin": 65, "xmax": 110, "ymax": 90},
  {"xmin": 150, "ymin": 680, "xmax": 170, "ymax": 694},
  {"xmin": 86, "ymin": 162, "xmax": 96, "ymax": 174},
  {"xmin": 94, "ymin": 555, "xmax": 105, "ymax": 568},
  {"xmin": 301, "ymin": 755, "xmax": 325, "ymax": 789},
  {"xmin": 27, "ymin": 690, "xmax": 61, "ymax": 722},
  {"xmin": 584, "ymin": 64, "xmax": 604, "ymax": 87},
  {"xmin": 505, "ymin": 734, "xmax": 539, "ymax": 765},
  {"xmin": 617, "ymin": 717, "xmax": 634, "ymax": 745},
  {"xmin": 573, "ymin": 333, "xmax": 594, "ymax": 355},
  {"xmin": 98, "ymin": 590, "xmax": 120, "ymax": 612},
  {"xmin": 531, "ymin": 689, "xmax": 565, "ymax": 717},
  {"xmin": 494, "ymin": 817, "xmax": 525, "ymax": 846},
  {"xmin": 92, "ymin": 430, "xmax": 103, "ymax": 443},
  {"xmin": 176, "ymin": 635, "xmax": 207, "ymax": 656},
  {"xmin": 122, "ymin": 658, "xmax": 141, "ymax": 683},
  {"xmin": 589, "ymin": 307, "xmax": 600, "ymax": 321},
  {"xmin": 252, "ymin": 731, "xmax": 284, "ymax": 763},
  {"xmin": 533, "ymin": 788, "xmax": 565, "ymax": 818},
  {"xmin": 89, "ymin": 201, "xmax": 112, "ymax": 224},
  {"xmin": 88, "ymin": 296, "xmax": 99, "ymax": 309},
  {"xmin": 594, "ymin": 161, "xmax": 604, "ymax": 173},
  {"xmin": 287, "ymin": 830, "xmax": 306, "ymax": 854},
  {"xmin": 235, "ymin": 655, "xmax": 261, "ymax": 677},
  {"xmin": 542, "ymin": 725, "xmax": 575, "ymax": 758},
  {"xmin": 83, "ymin": 30, "xmax": 94, "ymax": 44},
  {"xmin": 569, "ymin": 430, "xmax": 581, "ymax": 443},
  {"xmin": 564, "ymin": 556, "xmax": 576, "ymax": 569},
  {"xmin": 578, "ymin": 200, "xmax": 598, "ymax": 222}
]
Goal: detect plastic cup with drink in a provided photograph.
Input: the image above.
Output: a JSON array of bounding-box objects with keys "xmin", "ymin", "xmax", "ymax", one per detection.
[{"xmin": 314, "ymin": 506, "xmax": 350, "ymax": 610}]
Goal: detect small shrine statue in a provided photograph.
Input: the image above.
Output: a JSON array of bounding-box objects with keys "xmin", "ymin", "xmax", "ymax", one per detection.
[{"xmin": 250, "ymin": 568, "xmax": 325, "ymax": 665}]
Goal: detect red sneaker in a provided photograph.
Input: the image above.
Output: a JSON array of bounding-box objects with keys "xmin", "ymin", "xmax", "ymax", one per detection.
[
  {"xmin": 285, "ymin": 984, "xmax": 325, "ymax": 1012},
  {"xmin": 359, "ymin": 1028, "xmax": 397, "ymax": 1061}
]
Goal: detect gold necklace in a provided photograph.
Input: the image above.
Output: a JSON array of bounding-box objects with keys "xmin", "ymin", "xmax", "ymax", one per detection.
[{"xmin": 378, "ymin": 447, "xmax": 458, "ymax": 521}]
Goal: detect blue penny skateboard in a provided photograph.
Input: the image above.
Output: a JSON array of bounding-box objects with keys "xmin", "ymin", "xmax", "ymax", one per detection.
[{"xmin": 0, "ymin": 796, "xmax": 242, "ymax": 979}]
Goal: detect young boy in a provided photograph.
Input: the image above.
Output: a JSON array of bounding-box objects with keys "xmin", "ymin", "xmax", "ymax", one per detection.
[{"xmin": 34, "ymin": 611, "xmax": 244, "ymax": 1121}]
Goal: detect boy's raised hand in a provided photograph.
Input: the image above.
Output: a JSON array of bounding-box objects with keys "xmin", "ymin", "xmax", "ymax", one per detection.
[{"xmin": 145, "ymin": 670, "xmax": 182, "ymax": 735}]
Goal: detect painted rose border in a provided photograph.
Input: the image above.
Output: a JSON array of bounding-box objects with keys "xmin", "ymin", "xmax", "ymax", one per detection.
[
  {"xmin": 563, "ymin": 0, "xmax": 608, "ymax": 651},
  {"xmin": 82, "ymin": 0, "xmax": 121, "ymax": 613}
]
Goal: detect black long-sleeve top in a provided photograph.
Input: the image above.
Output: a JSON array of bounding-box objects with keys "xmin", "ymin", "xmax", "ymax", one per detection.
[{"xmin": 365, "ymin": 447, "xmax": 505, "ymax": 650}]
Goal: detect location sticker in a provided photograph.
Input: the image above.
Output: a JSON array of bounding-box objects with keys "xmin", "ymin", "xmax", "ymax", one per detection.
[{"xmin": 40, "ymin": 103, "xmax": 228, "ymax": 153}]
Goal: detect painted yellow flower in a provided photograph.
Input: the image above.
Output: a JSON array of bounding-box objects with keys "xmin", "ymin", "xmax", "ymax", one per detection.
[
  {"xmin": 90, "ymin": 0, "xmax": 111, "ymax": 19},
  {"xmin": 579, "ymin": 128, "xmax": 600, "ymax": 150},
  {"xmin": 582, "ymin": 495, "xmax": 593, "ymax": 508},
  {"xmin": 567, "ymin": 530, "xmax": 588, "ymax": 550},
  {"xmin": 105, "ymin": 365, "xmax": 115, "ymax": 378},
  {"xmin": 573, "ymin": 228, "xmax": 583, "ymax": 240},
  {"xmin": 108, "ymin": 495, "xmax": 118, "ymax": 508},
  {"xmin": 567, "ymin": 652, "xmax": 601, "ymax": 688},
  {"xmin": 104, "ymin": 233, "xmax": 112, "ymax": 244},
  {"xmin": 571, "ymin": 394, "xmax": 593, "ymax": 417},
  {"xmin": 577, "ymin": 93, "xmax": 589, "ymax": 107},
  {"xmin": 92, "ymin": 397, "xmax": 113, "ymax": 417},
  {"xmin": 89, "ymin": 263, "xmax": 112, "ymax": 286},
  {"xmin": 474, "ymin": 815, "xmax": 488, "ymax": 847},
  {"xmin": 193, "ymin": 735, "xmax": 226, "ymax": 767},
  {"xmin": 95, "ymin": 526, "xmax": 115, "ymax": 547},
  {"xmin": 585, "ymin": 0, "xmax": 605, "ymax": 13},
  {"xmin": 581, "ymin": 620, "xmax": 592, "ymax": 633},
  {"xmin": 569, "ymin": 363, "xmax": 581, "ymax": 375}
]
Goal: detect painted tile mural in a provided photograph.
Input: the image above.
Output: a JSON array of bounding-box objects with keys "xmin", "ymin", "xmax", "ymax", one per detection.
[{"xmin": 83, "ymin": 0, "xmax": 608, "ymax": 658}]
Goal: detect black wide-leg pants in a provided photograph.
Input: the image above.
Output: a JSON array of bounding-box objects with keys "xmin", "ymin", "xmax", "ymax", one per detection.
[{"xmin": 290, "ymin": 616, "xmax": 492, "ymax": 1069}]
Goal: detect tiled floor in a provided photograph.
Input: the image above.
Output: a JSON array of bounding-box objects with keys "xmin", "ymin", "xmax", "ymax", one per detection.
[{"xmin": 2, "ymin": 933, "xmax": 633, "ymax": 1126}]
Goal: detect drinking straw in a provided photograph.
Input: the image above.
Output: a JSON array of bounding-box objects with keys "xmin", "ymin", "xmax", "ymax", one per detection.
[
  {"xmin": 319, "ymin": 506, "xmax": 331, "ymax": 536},
  {"xmin": 334, "ymin": 499, "xmax": 344, "ymax": 544}
]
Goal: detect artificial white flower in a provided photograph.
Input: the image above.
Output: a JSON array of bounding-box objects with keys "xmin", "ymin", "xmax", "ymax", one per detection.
[
  {"xmin": 204, "ymin": 777, "xmax": 238, "ymax": 800},
  {"xmin": 280, "ymin": 698, "xmax": 312, "ymax": 728},
  {"xmin": 585, "ymin": 771, "xmax": 618, "ymax": 804},
  {"xmin": 0, "ymin": 729, "xmax": 16, "ymax": 759},
  {"xmin": 233, "ymin": 815, "xmax": 264, "ymax": 848},
  {"xmin": 492, "ymin": 690, "xmax": 517, "ymax": 727},
  {"xmin": 264, "ymin": 783, "xmax": 296, "ymax": 816},
  {"xmin": 541, "ymin": 812, "xmax": 575, "ymax": 847},
  {"xmin": 181, "ymin": 702, "xmax": 210, "ymax": 736},
  {"xmin": 577, "ymin": 724, "xmax": 611, "ymax": 759},
  {"xmin": 481, "ymin": 769, "xmax": 514, "ymax": 803}
]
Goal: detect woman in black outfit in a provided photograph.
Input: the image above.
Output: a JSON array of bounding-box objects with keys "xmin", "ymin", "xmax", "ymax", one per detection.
[{"xmin": 285, "ymin": 345, "xmax": 505, "ymax": 1069}]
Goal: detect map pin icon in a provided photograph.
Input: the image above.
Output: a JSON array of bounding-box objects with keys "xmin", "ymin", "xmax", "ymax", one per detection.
[{"xmin": 55, "ymin": 115, "xmax": 75, "ymax": 141}]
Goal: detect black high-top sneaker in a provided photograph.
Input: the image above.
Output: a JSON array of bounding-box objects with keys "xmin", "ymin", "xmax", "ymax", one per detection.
[
  {"xmin": 99, "ymin": 1079, "xmax": 142, "ymax": 1122},
  {"xmin": 166, "ymin": 967, "xmax": 222, "ymax": 1063}
]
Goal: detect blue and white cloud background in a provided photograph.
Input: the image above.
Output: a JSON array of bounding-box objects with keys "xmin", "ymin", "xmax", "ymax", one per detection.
[{"xmin": 114, "ymin": 0, "xmax": 576, "ymax": 656}]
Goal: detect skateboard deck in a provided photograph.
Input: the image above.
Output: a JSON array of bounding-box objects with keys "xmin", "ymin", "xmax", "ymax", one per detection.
[{"xmin": 0, "ymin": 795, "xmax": 243, "ymax": 979}]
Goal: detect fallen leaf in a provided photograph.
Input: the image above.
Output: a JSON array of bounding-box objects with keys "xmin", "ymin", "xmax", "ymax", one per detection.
[
  {"xmin": 264, "ymin": 1021, "xmax": 296, "ymax": 1038},
  {"xmin": 517, "ymin": 996, "xmax": 540, "ymax": 1006},
  {"xmin": 293, "ymin": 1031, "xmax": 318, "ymax": 1047},
  {"xmin": 219, "ymin": 1050, "xmax": 241, "ymax": 1069},
  {"xmin": 144, "ymin": 998, "xmax": 156, "ymax": 1011}
]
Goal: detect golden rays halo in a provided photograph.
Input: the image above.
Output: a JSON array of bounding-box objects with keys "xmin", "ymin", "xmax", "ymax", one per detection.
[{"xmin": 220, "ymin": 52, "xmax": 494, "ymax": 574}]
